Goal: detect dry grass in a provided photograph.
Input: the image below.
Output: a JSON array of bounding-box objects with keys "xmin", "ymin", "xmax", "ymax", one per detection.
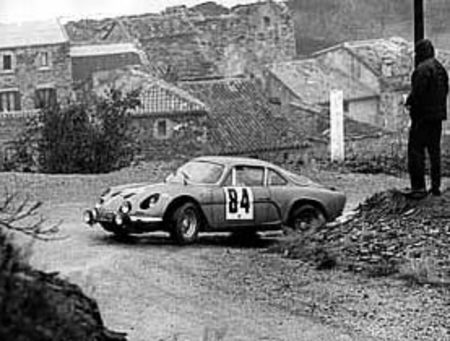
[{"xmin": 397, "ymin": 255, "xmax": 450, "ymax": 287}]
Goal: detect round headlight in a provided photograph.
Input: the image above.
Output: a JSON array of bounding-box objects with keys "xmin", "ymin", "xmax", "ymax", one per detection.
[
  {"xmin": 119, "ymin": 201, "xmax": 132, "ymax": 214},
  {"xmin": 114, "ymin": 213, "xmax": 124, "ymax": 226},
  {"xmin": 83, "ymin": 210, "xmax": 93, "ymax": 224}
]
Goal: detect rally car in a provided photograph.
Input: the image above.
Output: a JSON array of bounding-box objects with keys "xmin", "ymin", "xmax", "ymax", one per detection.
[{"xmin": 83, "ymin": 156, "xmax": 346, "ymax": 244}]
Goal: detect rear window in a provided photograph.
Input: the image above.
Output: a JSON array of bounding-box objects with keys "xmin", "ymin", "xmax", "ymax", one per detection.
[{"xmin": 268, "ymin": 169, "xmax": 287, "ymax": 186}]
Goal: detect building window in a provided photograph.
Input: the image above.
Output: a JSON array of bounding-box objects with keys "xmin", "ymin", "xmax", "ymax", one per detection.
[
  {"xmin": 0, "ymin": 91, "xmax": 21, "ymax": 112},
  {"xmin": 154, "ymin": 119, "xmax": 171, "ymax": 139},
  {"xmin": 1, "ymin": 53, "xmax": 14, "ymax": 72},
  {"xmin": 35, "ymin": 88, "xmax": 57, "ymax": 109},
  {"xmin": 344, "ymin": 101, "xmax": 349, "ymax": 113},
  {"xmin": 39, "ymin": 51, "xmax": 50, "ymax": 69},
  {"xmin": 263, "ymin": 16, "xmax": 271, "ymax": 28}
]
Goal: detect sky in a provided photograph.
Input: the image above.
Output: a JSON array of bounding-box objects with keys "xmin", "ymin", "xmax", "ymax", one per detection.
[{"xmin": 0, "ymin": 0, "xmax": 261, "ymax": 23}]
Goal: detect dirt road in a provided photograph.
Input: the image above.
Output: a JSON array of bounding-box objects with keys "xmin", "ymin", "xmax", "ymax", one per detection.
[
  {"xmin": 3, "ymin": 165, "xmax": 421, "ymax": 341},
  {"xmin": 30, "ymin": 201, "xmax": 359, "ymax": 341}
]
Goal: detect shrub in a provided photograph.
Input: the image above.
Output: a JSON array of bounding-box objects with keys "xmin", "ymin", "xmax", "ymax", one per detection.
[{"xmin": 15, "ymin": 88, "xmax": 140, "ymax": 174}]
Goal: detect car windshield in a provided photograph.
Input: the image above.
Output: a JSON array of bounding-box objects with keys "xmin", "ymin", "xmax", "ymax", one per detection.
[{"xmin": 171, "ymin": 161, "xmax": 224, "ymax": 184}]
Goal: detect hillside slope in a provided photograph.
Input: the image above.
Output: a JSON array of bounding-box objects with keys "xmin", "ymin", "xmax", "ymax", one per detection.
[{"xmin": 290, "ymin": 0, "xmax": 450, "ymax": 54}]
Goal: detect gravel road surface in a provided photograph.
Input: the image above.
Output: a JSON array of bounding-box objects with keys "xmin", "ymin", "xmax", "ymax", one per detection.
[{"xmin": 4, "ymin": 164, "xmax": 444, "ymax": 341}]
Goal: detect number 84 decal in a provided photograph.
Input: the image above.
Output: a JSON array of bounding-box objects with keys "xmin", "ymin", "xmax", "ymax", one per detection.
[{"xmin": 224, "ymin": 187, "xmax": 254, "ymax": 220}]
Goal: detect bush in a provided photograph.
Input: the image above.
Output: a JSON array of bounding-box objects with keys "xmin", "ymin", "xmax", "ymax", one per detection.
[{"xmin": 15, "ymin": 88, "xmax": 140, "ymax": 174}]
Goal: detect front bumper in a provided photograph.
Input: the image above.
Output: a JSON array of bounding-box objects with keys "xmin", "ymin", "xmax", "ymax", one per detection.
[{"xmin": 83, "ymin": 208, "xmax": 163, "ymax": 230}]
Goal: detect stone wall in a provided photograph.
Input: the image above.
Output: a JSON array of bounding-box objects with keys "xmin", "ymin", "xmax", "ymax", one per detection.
[
  {"xmin": 72, "ymin": 52, "xmax": 141, "ymax": 85},
  {"xmin": 67, "ymin": 1, "xmax": 296, "ymax": 80},
  {"xmin": 131, "ymin": 112, "xmax": 215, "ymax": 160},
  {"xmin": 0, "ymin": 43, "xmax": 72, "ymax": 110},
  {"xmin": 314, "ymin": 48, "xmax": 381, "ymax": 93},
  {"xmin": 213, "ymin": 1, "xmax": 296, "ymax": 77},
  {"xmin": 347, "ymin": 97, "xmax": 380, "ymax": 127}
]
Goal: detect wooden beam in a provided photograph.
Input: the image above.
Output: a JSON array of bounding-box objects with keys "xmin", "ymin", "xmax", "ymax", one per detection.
[{"xmin": 414, "ymin": 0, "xmax": 424, "ymax": 43}]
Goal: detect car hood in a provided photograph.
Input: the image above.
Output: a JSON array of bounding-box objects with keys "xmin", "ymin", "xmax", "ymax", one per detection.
[
  {"xmin": 99, "ymin": 181, "xmax": 198, "ymax": 212},
  {"xmin": 108, "ymin": 182, "xmax": 187, "ymax": 197}
]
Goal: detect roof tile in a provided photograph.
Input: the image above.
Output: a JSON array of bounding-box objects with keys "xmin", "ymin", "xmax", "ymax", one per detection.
[{"xmin": 181, "ymin": 78, "xmax": 304, "ymax": 154}]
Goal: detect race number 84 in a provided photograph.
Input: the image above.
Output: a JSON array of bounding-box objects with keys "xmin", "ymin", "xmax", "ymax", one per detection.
[{"xmin": 224, "ymin": 187, "xmax": 254, "ymax": 220}]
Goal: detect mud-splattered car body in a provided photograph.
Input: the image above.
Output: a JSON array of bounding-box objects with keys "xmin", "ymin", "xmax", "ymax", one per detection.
[{"xmin": 83, "ymin": 156, "xmax": 346, "ymax": 243}]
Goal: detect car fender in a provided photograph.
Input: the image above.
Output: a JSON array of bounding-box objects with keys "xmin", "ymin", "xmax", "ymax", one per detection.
[
  {"xmin": 162, "ymin": 194, "xmax": 210, "ymax": 228},
  {"xmin": 283, "ymin": 196, "xmax": 329, "ymax": 224}
]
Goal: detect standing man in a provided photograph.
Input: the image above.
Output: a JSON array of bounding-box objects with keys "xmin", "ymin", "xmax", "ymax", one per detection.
[{"xmin": 405, "ymin": 39, "xmax": 449, "ymax": 198}]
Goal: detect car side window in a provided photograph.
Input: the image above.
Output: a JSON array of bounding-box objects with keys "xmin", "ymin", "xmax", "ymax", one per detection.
[
  {"xmin": 235, "ymin": 166, "xmax": 264, "ymax": 187},
  {"xmin": 268, "ymin": 169, "xmax": 287, "ymax": 186}
]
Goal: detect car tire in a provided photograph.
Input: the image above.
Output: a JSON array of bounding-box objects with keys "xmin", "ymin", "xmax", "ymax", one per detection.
[
  {"xmin": 170, "ymin": 202, "xmax": 201, "ymax": 245},
  {"xmin": 289, "ymin": 204, "xmax": 326, "ymax": 233}
]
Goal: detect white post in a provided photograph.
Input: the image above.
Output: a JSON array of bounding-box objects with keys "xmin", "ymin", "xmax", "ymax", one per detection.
[{"xmin": 330, "ymin": 89, "xmax": 345, "ymax": 162}]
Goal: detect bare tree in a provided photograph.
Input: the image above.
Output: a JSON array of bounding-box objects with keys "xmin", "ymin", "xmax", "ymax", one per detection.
[{"xmin": 0, "ymin": 189, "xmax": 61, "ymax": 241}]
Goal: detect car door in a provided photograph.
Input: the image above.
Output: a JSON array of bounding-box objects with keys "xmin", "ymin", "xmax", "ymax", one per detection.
[
  {"xmin": 266, "ymin": 168, "xmax": 292, "ymax": 222},
  {"xmin": 208, "ymin": 165, "xmax": 273, "ymax": 229}
]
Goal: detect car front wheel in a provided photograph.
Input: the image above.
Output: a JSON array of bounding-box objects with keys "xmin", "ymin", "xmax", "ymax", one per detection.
[
  {"xmin": 170, "ymin": 202, "xmax": 201, "ymax": 245},
  {"xmin": 289, "ymin": 204, "xmax": 326, "ymax": 233}
]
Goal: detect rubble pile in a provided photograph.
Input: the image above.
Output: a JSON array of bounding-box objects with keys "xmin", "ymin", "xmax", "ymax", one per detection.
[{"xmin": 274, "ymin": 189, "xmax": 450, "ymax": 276}]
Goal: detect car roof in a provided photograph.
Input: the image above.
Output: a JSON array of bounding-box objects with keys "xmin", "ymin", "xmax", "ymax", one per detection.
[{"xmin": 192, "ymin": 155, "xmax": 275, "ymax": 168}]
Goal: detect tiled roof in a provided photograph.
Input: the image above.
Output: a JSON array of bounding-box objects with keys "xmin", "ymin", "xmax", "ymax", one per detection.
[
  {"xmin": 180, "ymin": 78, "xmax": 305, "ymax": 154},
  {"xmin": 93, "ymin": 67, "xmax": 206, "ymax": 114},
  {"xmin": 70, "ymin": 43, "xmax": 140, "ymax": 57},
  {"xmin": 0, "ymin": 20, "xmax": 67, "ymax": 49},
  {"xmin": 269, "ymin": 59, "xmax": 377, "ymax": 105},
  {"xmin": 64, "ymin": 18, "xmax": 131, "ymax": 44}
]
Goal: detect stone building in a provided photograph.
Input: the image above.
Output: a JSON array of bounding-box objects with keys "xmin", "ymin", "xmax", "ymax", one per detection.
[
  {"xmin": 92, "ymin": 67, "xmax": 212, "ymax": 160},
  {"xmin": 180, "ymin": 77, "xmax": 309, "ymax": 162},
  {"xmin": 266, "ymin": 37, "xmax": 450, "ymax": 134},
  {"xmin": 0, "ymin": 19, "xmax": 72, "ymax": 162},
  {"xmin": 0, "ymin": 19, "xmax": 72, "ymax": 113},
  {"xmin": 265, "ymin": 58, "xmax": 378, "ymax": 126},
  {"xmin": 71, "ymin": 43, "xmax": 143, "ymax": 88},
  {"xmin": 64, "ymin": 1, "xmax": 296, "ymax": 81},
  {"xmin": 93, "ymin": 68, "xmax": 308, "ymax": 161}
]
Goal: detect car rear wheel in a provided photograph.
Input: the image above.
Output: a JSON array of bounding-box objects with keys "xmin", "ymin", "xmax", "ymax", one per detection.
[
  {"xmin": 170, "ymin": 202, "xmax": 201, "ymax": 245},
  {"xmin": 289, "ymin": 204, "xmax": 326, "ymax": 233}
]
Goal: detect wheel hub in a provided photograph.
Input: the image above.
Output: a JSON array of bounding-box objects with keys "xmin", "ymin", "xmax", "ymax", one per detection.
[{"xmin": 181, "ymin": 209, "xmax": 198, "ymax": 238}]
